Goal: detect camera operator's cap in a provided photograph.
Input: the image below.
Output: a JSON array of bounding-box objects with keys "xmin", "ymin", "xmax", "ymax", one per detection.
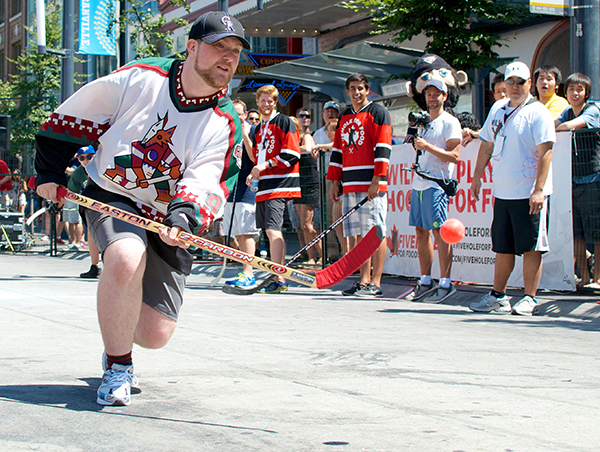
[
  {"xmin": 423, "ymin": 79, "xmax": 447, "ymax": 93},
  {"xmin": 323, "ymin": 101, "xmax": 340, "ymax": 112},
  {"xmin": 76, "ymin": 145, "xmax": 95, "ymax": 156},
  {"xmin": 504, "ymin": 62, "xmax": 530, "ymax": 81},
  {"xmin": 189, "ymin": 11, "xmax": 250, "ymax": 50}
]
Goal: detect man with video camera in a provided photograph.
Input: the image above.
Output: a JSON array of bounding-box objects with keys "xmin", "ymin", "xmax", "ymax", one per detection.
[{"xmin": 403, "ymin": 79, "xmax": 462, "ymax": 303}]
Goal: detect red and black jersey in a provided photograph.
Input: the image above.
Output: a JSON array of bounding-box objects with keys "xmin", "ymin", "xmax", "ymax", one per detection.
[
  {"xmin": 327, "ymin": 102, "xmax": 392, "ymax": 193},
  {"xmin": 251, "ymin": 112, "xmax": 301, "ymax": 202}
]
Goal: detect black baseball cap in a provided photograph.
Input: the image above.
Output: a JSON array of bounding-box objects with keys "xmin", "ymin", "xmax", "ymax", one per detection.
[{"xmin": 189, "ymin": 11, "xmax": 250, "ymax": 50}]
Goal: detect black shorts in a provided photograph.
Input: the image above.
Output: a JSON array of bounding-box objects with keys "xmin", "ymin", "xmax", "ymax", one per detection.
[
  {"xmin": 256, "ymin": 198, "xmax": 287, "ymax": 231},
  {"xmin": 572, "ymin": 181, "xmax": 600, "ymax": 242},
  {"xmin": 491, "ymin": 198, "xmax": 550, "ymax": 255}
]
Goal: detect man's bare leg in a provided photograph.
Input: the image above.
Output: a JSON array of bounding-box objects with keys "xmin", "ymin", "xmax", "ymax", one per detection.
[
  {"xmin": 97, "ymin": 238, "xmax": 146, "ymax": 356},
  {"xmin": 493, "ymin": 253, "xmax": 515, "ymax": 294},
  {"xmin": 432, "ymin": 228, "xmax": 452, "ymax": 278},
  {"xmin": 574, "ymin": 238, "xmax": 590, "ymax": 285},
  {"xmin": 416, "ymin": 226, "xmax": 433, "ymax": 276},
  {"xmin": 266, "ymin": 229, "xmax": 286, "ymax": 283},
  {"xmin": 369, "ymin": 239, "xmax": 387, "ymax": 287},
  {"xmin": 238, "ymin": 234, "xmax": 256, "ymax": 276},
  {"xmin": 523, "ymin": 250, "xmax": 543, "ymax": 296}
]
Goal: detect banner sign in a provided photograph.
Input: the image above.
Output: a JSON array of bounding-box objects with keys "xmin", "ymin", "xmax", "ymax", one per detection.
[
  {"xmin": 79, "ymin": 0, "xmax": 117, "ymax": 56},
  {"xmin": 383, "ymin": 133, "xmax": 576, "ymax": 291},
  {"xmin": 237, "ymin": 78, "xmax": 304, "ymax": 104}
]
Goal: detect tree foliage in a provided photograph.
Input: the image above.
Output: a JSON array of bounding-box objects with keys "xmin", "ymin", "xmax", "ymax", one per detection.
[
  {"xmin": 0, "ymin": 6, "xmax": 63, "ymax": 156},
  {"xmin": 118, "ymin": 0, "xmax": 191, "ymax": 59},
  {"xmin": 342, "ymin": 0, "xmax": 529, "ymax": 70}
]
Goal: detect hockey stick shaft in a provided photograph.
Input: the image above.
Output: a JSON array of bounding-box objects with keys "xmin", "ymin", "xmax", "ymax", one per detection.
[
  {"xmin": 56, "ymin": 187, "xmax": 319, "ymax": 288},
  {"xmin": 222, "ymin": 196, "xmax": 375, "ymax": 295}
]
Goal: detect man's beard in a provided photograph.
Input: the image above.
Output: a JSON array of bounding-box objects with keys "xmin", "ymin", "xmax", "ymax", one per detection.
[{"xmin": 194, "ymin": 59, "xmax": 232, "ymax": 92}]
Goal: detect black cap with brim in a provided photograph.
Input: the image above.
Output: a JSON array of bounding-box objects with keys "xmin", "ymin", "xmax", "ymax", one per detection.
[{"xmin": 189, "ymin": 11, "xmax": 250, "ymax": 50}]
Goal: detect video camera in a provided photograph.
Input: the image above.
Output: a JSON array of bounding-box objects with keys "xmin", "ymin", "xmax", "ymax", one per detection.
[{"xmin": 404, "ymin": 111, "xmax": 431, "ymax": 147}]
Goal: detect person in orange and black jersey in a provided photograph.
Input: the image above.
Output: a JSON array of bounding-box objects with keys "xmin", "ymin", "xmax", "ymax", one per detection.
[
  {"xmin": 248, "ymin": 84, "xmax": 301, "ymax": 294},
  {"xmin": 327, "ymin": 73, "xmax": 392, "ymax": 298}
]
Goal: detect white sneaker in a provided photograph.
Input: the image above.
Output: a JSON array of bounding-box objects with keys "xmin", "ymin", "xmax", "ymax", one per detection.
[
  {"xmin": 423, "ymin": 284, "xmax": 457, "ymax": 304},
  {"xmin": 511, "ymin": 295, "xmax": 538, "ymax": 316},
  {"xmin": 469, "ymin": 293, "xmax": 511, "ymax": 313},
  {"xmin": 96, "ymin": 363, "xmax": 138, "ymax": 406}
]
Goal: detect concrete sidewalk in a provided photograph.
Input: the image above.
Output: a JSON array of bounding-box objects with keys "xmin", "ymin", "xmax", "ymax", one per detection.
[{"xmin": 1, "ymin": 253, "xmax": 599, "ymax": 451}]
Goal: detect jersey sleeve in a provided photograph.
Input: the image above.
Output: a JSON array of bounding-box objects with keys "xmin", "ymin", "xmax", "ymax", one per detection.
[
  {"xmin": 275, "ymin": 116, "xmax": 300, "ymax": 168},
  {"xmin": 35, "ymin": 71, "xmax": 124, "ymax": 187},
  {"xmin": 372, "ymin": 106, "xmax": 392, "ymax": 178},
  {"xmin": 327, "ymin": 123, "xmax": 343, "ymax": 181}
]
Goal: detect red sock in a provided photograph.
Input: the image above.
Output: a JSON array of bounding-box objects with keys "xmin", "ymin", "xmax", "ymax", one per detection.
[{"xmin": 106, "ymin": 351, "xmax": 133, "ymax": 368}]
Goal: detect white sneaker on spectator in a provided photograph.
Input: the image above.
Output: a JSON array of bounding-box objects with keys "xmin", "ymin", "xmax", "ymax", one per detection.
[
  {"xmin": 469, "ymin": 292, "xmax": 511, "ymax": 313},
  {"xmin": 511, "ymin": 295, "xmax": 538, "ymax": 316}
]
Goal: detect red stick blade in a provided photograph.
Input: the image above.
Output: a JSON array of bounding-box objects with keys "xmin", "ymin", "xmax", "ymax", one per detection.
[{"xmin": 314, "ymin": 225, "xmax": 383, "ymax": 289}]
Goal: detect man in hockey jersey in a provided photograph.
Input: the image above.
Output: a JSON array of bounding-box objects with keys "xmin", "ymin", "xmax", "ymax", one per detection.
[
  {"xmin": 35, "ymin": 11, "xmax": 249, "ymax": 406},
  {"xmin": 327, "ymin": 73, "xmax": 392, "ymax": 297},
  {"xmin": 247, "ymin": 85, "xmax": 301, "ymax": 293}
]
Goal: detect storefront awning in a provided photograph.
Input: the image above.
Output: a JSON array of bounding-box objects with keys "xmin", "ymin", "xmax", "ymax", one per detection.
[{"xmin": 253, "ymin": 41, "xmax": 424, "ymax": 102}]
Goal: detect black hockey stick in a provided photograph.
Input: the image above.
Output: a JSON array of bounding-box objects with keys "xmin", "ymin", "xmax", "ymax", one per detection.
[{"xmin": 222, "ymin": 195, "xmax": 370, "ymax": 295}]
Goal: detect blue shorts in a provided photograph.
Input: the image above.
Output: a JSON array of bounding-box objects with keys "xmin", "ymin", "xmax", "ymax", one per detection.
[{"xmin": 408, "ymin": 187, "xmax": 448, "ymax": 230}]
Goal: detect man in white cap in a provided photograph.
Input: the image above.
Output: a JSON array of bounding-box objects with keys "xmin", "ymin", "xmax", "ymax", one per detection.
[
  {"xmin": 313, "ymin": 100, "xmax": 341, "ymax": 260},
  {"xmin": 403, "ymin": 79, "xmax": 462, "ymax": 303},
  {"xmin": 469, "ymin": 61, "xmax": 555, "ymax": 315}
]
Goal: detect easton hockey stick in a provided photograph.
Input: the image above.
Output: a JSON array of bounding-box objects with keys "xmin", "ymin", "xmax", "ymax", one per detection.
[
  {"xmin": 56, "ymin": 188, "xmax": 383, "ymax": 289},
  {"xmin": 222, "ymin": 195, "xmax": 370, "ymax": 295}
]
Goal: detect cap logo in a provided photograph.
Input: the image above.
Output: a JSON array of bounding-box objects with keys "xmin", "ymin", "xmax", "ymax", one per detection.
[
  {"xmin": 222, "ymin": 15, "xmax": 235, "ymax": 32},
  {"xmin": 423, "ymin": 56, "xmax": 437, "ymax": 65}
]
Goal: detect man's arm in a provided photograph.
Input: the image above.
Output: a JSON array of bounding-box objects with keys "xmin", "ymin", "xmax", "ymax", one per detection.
[
  {"xmin": 413, "ymin": 137, "xmax": 461, "ymax": 163},
  {"xmin": 529, "ymin": 141, "xmax": 553, "ymax": 214},
  {"xmin": 556, "ymin": 117, "xmax": 587, "ymax": 131},
  {"xmin": 469, "ymin": 140, "xmax": 494, "ymax": 201}
]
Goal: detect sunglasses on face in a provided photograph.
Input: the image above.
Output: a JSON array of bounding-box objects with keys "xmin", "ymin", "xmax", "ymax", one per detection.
[
  {"xmin": 505, "ymin": 79, "xmax": 527, "ymax": 86},
  {"xmin": 248, "ymin": 117, "xmax": 260, "ymax": 122},
  {"xmin": 298, "ymin": 113, "xmax": 311, "ymax": 119},
  {"xmin": 78, "ymin": 154, "xmax": 93, "ymax": 161}
]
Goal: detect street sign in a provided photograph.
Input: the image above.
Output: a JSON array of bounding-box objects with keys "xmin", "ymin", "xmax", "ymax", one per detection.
[{"xmin": 530, "ymin": 0, "xmax": 571, "ymax": 16}]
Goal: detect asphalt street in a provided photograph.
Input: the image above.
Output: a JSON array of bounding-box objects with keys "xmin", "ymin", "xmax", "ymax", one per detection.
[{"xmin": 1, "ymin": 252, "xmax": 599, "ymax": 451}]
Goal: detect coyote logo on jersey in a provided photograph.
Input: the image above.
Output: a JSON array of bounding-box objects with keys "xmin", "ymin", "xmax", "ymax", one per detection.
[{"xmin": 104, "ymin": 113, "xmax": 182, "ymax": 203}]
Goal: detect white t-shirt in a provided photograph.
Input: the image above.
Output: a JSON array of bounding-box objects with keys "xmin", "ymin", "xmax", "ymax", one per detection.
[
  {"xmin": 313, "ymin": 126, "xmax": 331, "ymax": 171},
  {"xmin": 412, "ymin": 111, "xmax": 462, "ymax": 191},
  {"xmin": 479, "ymin": 96, "xmax": 555, "ymax": 199}
]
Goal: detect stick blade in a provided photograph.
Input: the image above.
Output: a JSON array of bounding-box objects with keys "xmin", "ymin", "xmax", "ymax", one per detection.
[
  {"xmin": 314, "ymin": 225, "xmax": 384, "ymax": 289},
  {"xmin": 221, "ymin": 283, "xmax": 260, "ymax": 296}
]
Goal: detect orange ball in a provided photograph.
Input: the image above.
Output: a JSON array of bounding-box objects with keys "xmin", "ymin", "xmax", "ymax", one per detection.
[{"xmin": 440, "ymin": 218, "xmax": 465, "ymax": 244}]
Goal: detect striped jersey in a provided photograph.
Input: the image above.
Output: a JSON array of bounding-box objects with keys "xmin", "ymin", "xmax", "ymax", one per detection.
[
  {"xmin": 251, "ymin": 112, "xmax": 301, "ymax": 202},
  {"xmin": 327, "ymin": 102, "xmax": 392, "ymax": 193},
  {"xmin": 35, "ymin": 57, "xmax": 242, "ymax": 235}
]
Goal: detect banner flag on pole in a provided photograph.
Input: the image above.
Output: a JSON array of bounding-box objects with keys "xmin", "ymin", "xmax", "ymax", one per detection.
[{"xmin": 79, "ymin": 0, "xmax": 117, "ymax": 56}]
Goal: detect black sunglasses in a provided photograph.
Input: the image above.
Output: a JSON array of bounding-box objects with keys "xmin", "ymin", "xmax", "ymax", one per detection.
[
  {"xmin": 77, "ymin": 154, "xmax": 93, "ymax": 161},
  {"xmin": 298, "ymin": 113, "xmax": 311, "ymax": 119},
  {"xmin": 505, "ymin": 79, "xmax": 527, "ymax": 86},
  {"xmin": 248, "ymin": 116, "xmax": 260, "ymax": 122}
]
